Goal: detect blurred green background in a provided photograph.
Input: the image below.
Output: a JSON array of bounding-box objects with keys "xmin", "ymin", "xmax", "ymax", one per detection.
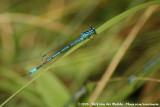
[{"xmin": 0, "ymin": 0, "xmax": 160, "ymax": 107}]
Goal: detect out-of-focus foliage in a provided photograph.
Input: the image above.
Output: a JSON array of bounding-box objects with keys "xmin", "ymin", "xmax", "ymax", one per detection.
[{"xmin": 0, "ymin": 0, "xmax": 160, "ymax": 107}]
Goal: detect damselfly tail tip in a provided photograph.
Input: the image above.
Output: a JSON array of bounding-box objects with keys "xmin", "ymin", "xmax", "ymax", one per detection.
[
  {"xmin": 29, "ymin": 72, "xmax": 32, "ymax": 75},
  {"xmin": 29, "ymin": 68, "xmax": 37, "ymax": 75}
]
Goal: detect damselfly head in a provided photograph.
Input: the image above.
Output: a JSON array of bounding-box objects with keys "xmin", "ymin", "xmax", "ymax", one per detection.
[{"xmin": 89, "ymin": 27, "xmax": 96, "ymax": 34}]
